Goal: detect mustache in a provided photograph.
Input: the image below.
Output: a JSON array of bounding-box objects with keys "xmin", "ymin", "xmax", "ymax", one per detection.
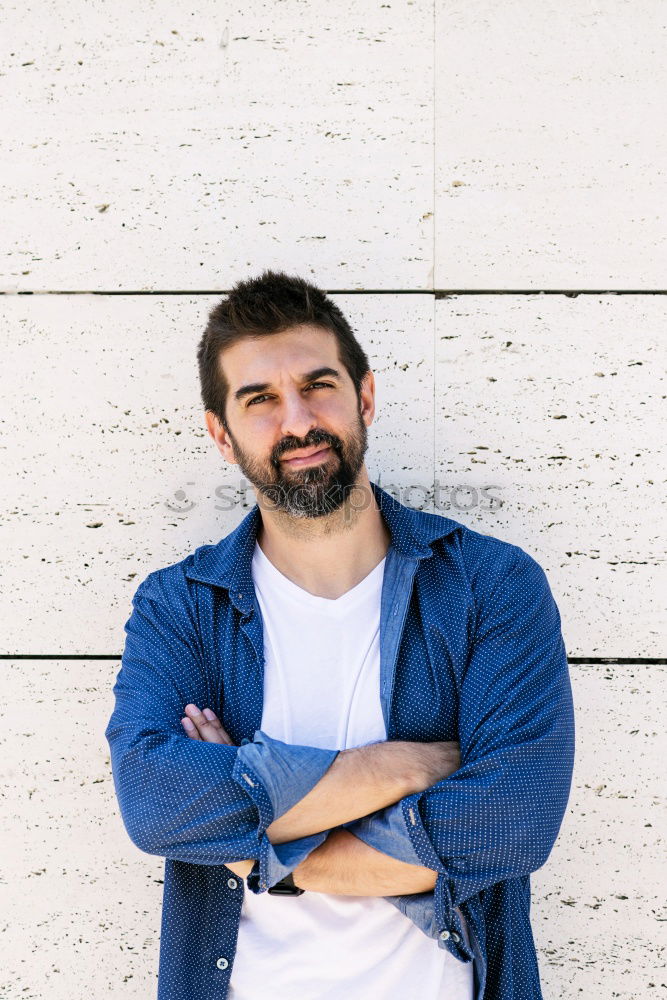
[{"xmin": 273, "ymin": 430, "xmax": 342, "ymax": 462}]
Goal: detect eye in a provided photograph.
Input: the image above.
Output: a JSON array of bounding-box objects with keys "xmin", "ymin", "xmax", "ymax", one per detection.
[{"xmin": 246, "ymin": 383, "xmax": 333, "ymax": 407}]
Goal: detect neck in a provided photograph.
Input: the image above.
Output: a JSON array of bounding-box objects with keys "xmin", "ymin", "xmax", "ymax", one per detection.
[{"xmin": 254, "ymin": 471, "xmax": 391, "ymax": 599}]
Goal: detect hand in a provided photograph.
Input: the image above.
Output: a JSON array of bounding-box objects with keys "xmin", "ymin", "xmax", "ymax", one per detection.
[
  {"xmin": 180, "ymin": 703, "xmax": 234, "ymax": 744},
  {"xmin": 181, "ymin": 704, "xmax": 254, "ymax": 880}
]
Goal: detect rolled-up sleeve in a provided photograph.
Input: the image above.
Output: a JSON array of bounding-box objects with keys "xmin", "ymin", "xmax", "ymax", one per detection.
[
  {"xmin": 233, "ymin": 732, "xmax": 339, "ymax": 892},
  {"xmin": 345, "ymin": 545, "xmax": 575, "ymax": 936},
  {"xmin": 105, "ymin": 573, "xmax": 338, "ymax": 887}
]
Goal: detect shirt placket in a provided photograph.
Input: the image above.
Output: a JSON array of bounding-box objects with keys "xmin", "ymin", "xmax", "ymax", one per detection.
[{"xmin": 378, "ymin": 546, "xmax": 422, "ymax": 733}]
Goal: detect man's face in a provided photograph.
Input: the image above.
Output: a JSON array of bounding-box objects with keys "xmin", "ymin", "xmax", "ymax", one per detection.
[{"xmin": 209, "ymin": 324, "xmax": 374, "ymax": 518}]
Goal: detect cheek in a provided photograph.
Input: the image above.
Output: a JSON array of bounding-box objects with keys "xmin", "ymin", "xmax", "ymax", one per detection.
[
  {"xmin": 243, "ymin": 417, "xmax": 285, "ymax": 456},
  {"xmin": 317, "ymin": 397, "xmax": 352, "ymax": 424},
  {"xmin": 256, "ymin": 416, "xmax": 283, "ymax": 439},
  {"xmin": 242, "ymin": 412, "xmax": 275, "ymax": 434}
]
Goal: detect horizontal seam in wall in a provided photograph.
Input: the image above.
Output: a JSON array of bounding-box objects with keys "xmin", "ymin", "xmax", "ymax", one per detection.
[
  {"xmin": 2, "ymin": 289, "xmax": 667, "ymax": 297},
  {"xmin": 1, "ymin": 655, "xmax": 665, "ymax": 664}
]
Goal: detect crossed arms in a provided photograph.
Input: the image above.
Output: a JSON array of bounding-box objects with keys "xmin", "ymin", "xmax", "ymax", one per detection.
[
  {"xmin": 105, "ymin": 543, "xmax": 575, "ymax": 916},
  {"xmin": 180, "ymin": 702, "xmax": 460, "ymax": 894}
]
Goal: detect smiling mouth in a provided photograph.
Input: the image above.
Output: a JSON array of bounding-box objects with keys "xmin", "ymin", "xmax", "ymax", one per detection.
[{"xmin": 281, "ymin": 446, "xmax": 332, "ymax": 466}]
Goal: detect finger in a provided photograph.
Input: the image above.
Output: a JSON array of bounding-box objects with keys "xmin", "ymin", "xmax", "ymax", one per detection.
[
  {"xmin": 184, "ymin": 703, "xmax": 228, "ymax": 745},
  {"xmin": 202, "ymin": 707, "xmax": 234, "ymax": 745},
  {"xmin": 181, "ymin": 716, "xmax": 202, "ymax": 739}
]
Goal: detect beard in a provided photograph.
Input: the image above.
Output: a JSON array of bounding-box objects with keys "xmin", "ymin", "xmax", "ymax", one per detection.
[{"xmin": 225, "ymin": 408, "xmax": 368, "ymax": 519}]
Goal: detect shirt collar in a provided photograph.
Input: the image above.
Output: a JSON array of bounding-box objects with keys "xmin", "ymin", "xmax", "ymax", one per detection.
[{"xmin": 184, "ymin": 479, "xmax": 462, "ymax": 611}]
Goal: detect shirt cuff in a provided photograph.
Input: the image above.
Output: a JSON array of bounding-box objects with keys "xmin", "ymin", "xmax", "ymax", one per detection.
[
  {"xmin": 344, "ymin": 802, "xmax": 425, "ymax": 867},
  {"xmin": 345, "ymin": 794, "xmax": 444, "ymax": 870},
  {"xmin": 247, "ymin": 829, "xmax": 330, "ymax": 893},
  {"xmin": 231, "ymin": 730, "xmax": 340, "ymax": 893},
  {"xmin": 232, "ymin": 729, "xmax": 340, "ymax": 824}
]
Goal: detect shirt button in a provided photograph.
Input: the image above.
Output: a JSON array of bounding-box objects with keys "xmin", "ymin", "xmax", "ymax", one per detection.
[
  {"xmin": 439, "ymin": 930, "xmax": 450, "ymax": 941},
  {"xmin": 451, "ymin": 932, "xmax": 461, "ymax": 943},
  {"xmin": 216, "ymin": 957, "xmax": 229, "ymax": 970},
  {"xmin": 227, "ymin": 878, "xmax": 238, "ymax": 890}
]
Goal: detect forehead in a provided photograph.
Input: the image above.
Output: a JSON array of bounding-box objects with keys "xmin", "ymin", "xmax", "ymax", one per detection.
[{"xmin": 220, "ymin": 324, "xmax": 344, "ymax": 386}]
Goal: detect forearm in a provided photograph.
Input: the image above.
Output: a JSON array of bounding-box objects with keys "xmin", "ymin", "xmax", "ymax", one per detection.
[
  {"xmin": 223, "ymin": 739, "xmax": 419, "ymax": 881},
  {"xmin": 176, "ymin": 708, "xmax": 458, "ymax": 886},
  {"xmin": 292, "ymin": 827, "xmax": 438, "ymax": 896},
  {"xmin": 265, "ymin": 739, "xmax": 453, "ymax": 845}
]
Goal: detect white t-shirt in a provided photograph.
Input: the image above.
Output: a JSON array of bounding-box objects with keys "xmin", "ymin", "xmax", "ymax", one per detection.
[{"xmin": 228, "ymin": 539, "xmax": 473, "ymax": 1000}]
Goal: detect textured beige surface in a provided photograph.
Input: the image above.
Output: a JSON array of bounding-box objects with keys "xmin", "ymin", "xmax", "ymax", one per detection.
[
  {"xmin": 435, "ymin": 0, "xmax": 667, "ymax": 289},
  {"xmin": 2, "ymin": 660, "xmax": 663, "ymax": 998},
  {"xmin": 532, "ymin": 662, "xmax": 666, "ymax": 998},
  {"xmin": 1, "ymin": 0, "xmax": 434, "ymax": 291},
  {"xmin": 1, "ymin": 659, "xmax": 161, "ymax": 998},
  {"xmin": 435, "ymin": 294, "xmax": 666, "ymax": 657}
]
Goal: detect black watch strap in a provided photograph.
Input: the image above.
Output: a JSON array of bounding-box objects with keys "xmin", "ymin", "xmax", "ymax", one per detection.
[{"xmin": 267, "ymin": 871, "xmax": 305, "ymax": 896}]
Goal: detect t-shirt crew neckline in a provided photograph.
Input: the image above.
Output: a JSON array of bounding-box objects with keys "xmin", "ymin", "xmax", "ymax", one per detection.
[{"xmin": 251, "ymin": 540, "xmax": 386, "ymax": 617}]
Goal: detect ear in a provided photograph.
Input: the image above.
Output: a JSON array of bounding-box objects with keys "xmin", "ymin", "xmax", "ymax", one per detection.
[
  {"xmin": 205, "ymin": 411, "xmax": 238, "ymax": 465},
  {"xmin": 359, "ymin": 370, "xmax": 376, "ymax": 427}
]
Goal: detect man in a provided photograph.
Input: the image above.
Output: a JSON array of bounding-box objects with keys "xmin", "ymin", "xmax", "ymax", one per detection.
[{"xmin": 105, "ymin": 269, "xmax": 575, "ymax": 1000}]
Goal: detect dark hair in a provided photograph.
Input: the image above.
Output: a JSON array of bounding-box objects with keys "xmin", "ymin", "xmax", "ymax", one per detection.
[{"xmin": 197, "ymin": 268, "xmax": 371, "ymax": 430}]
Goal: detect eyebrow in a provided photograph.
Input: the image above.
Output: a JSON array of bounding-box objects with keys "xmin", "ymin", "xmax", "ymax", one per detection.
[{"xmin": 233, "ymin": 366, "xmax": 342, "ymax": 404}]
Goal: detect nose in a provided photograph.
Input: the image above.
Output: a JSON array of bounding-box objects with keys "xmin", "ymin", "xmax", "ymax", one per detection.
[{"xmin": 279, "ymin": 388, "xmax": 319, "ymax": 441}]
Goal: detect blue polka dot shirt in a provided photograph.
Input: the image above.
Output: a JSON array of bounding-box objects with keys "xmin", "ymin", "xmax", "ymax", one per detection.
[{"xmin": 105, "ymin": 480, "xmax": 575, "ymax": 999}]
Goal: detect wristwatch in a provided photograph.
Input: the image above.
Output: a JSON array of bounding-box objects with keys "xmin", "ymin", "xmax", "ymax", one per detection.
[{"xmin": 267, "ymin": 871, "xmax": 305, "ymax": 896}]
